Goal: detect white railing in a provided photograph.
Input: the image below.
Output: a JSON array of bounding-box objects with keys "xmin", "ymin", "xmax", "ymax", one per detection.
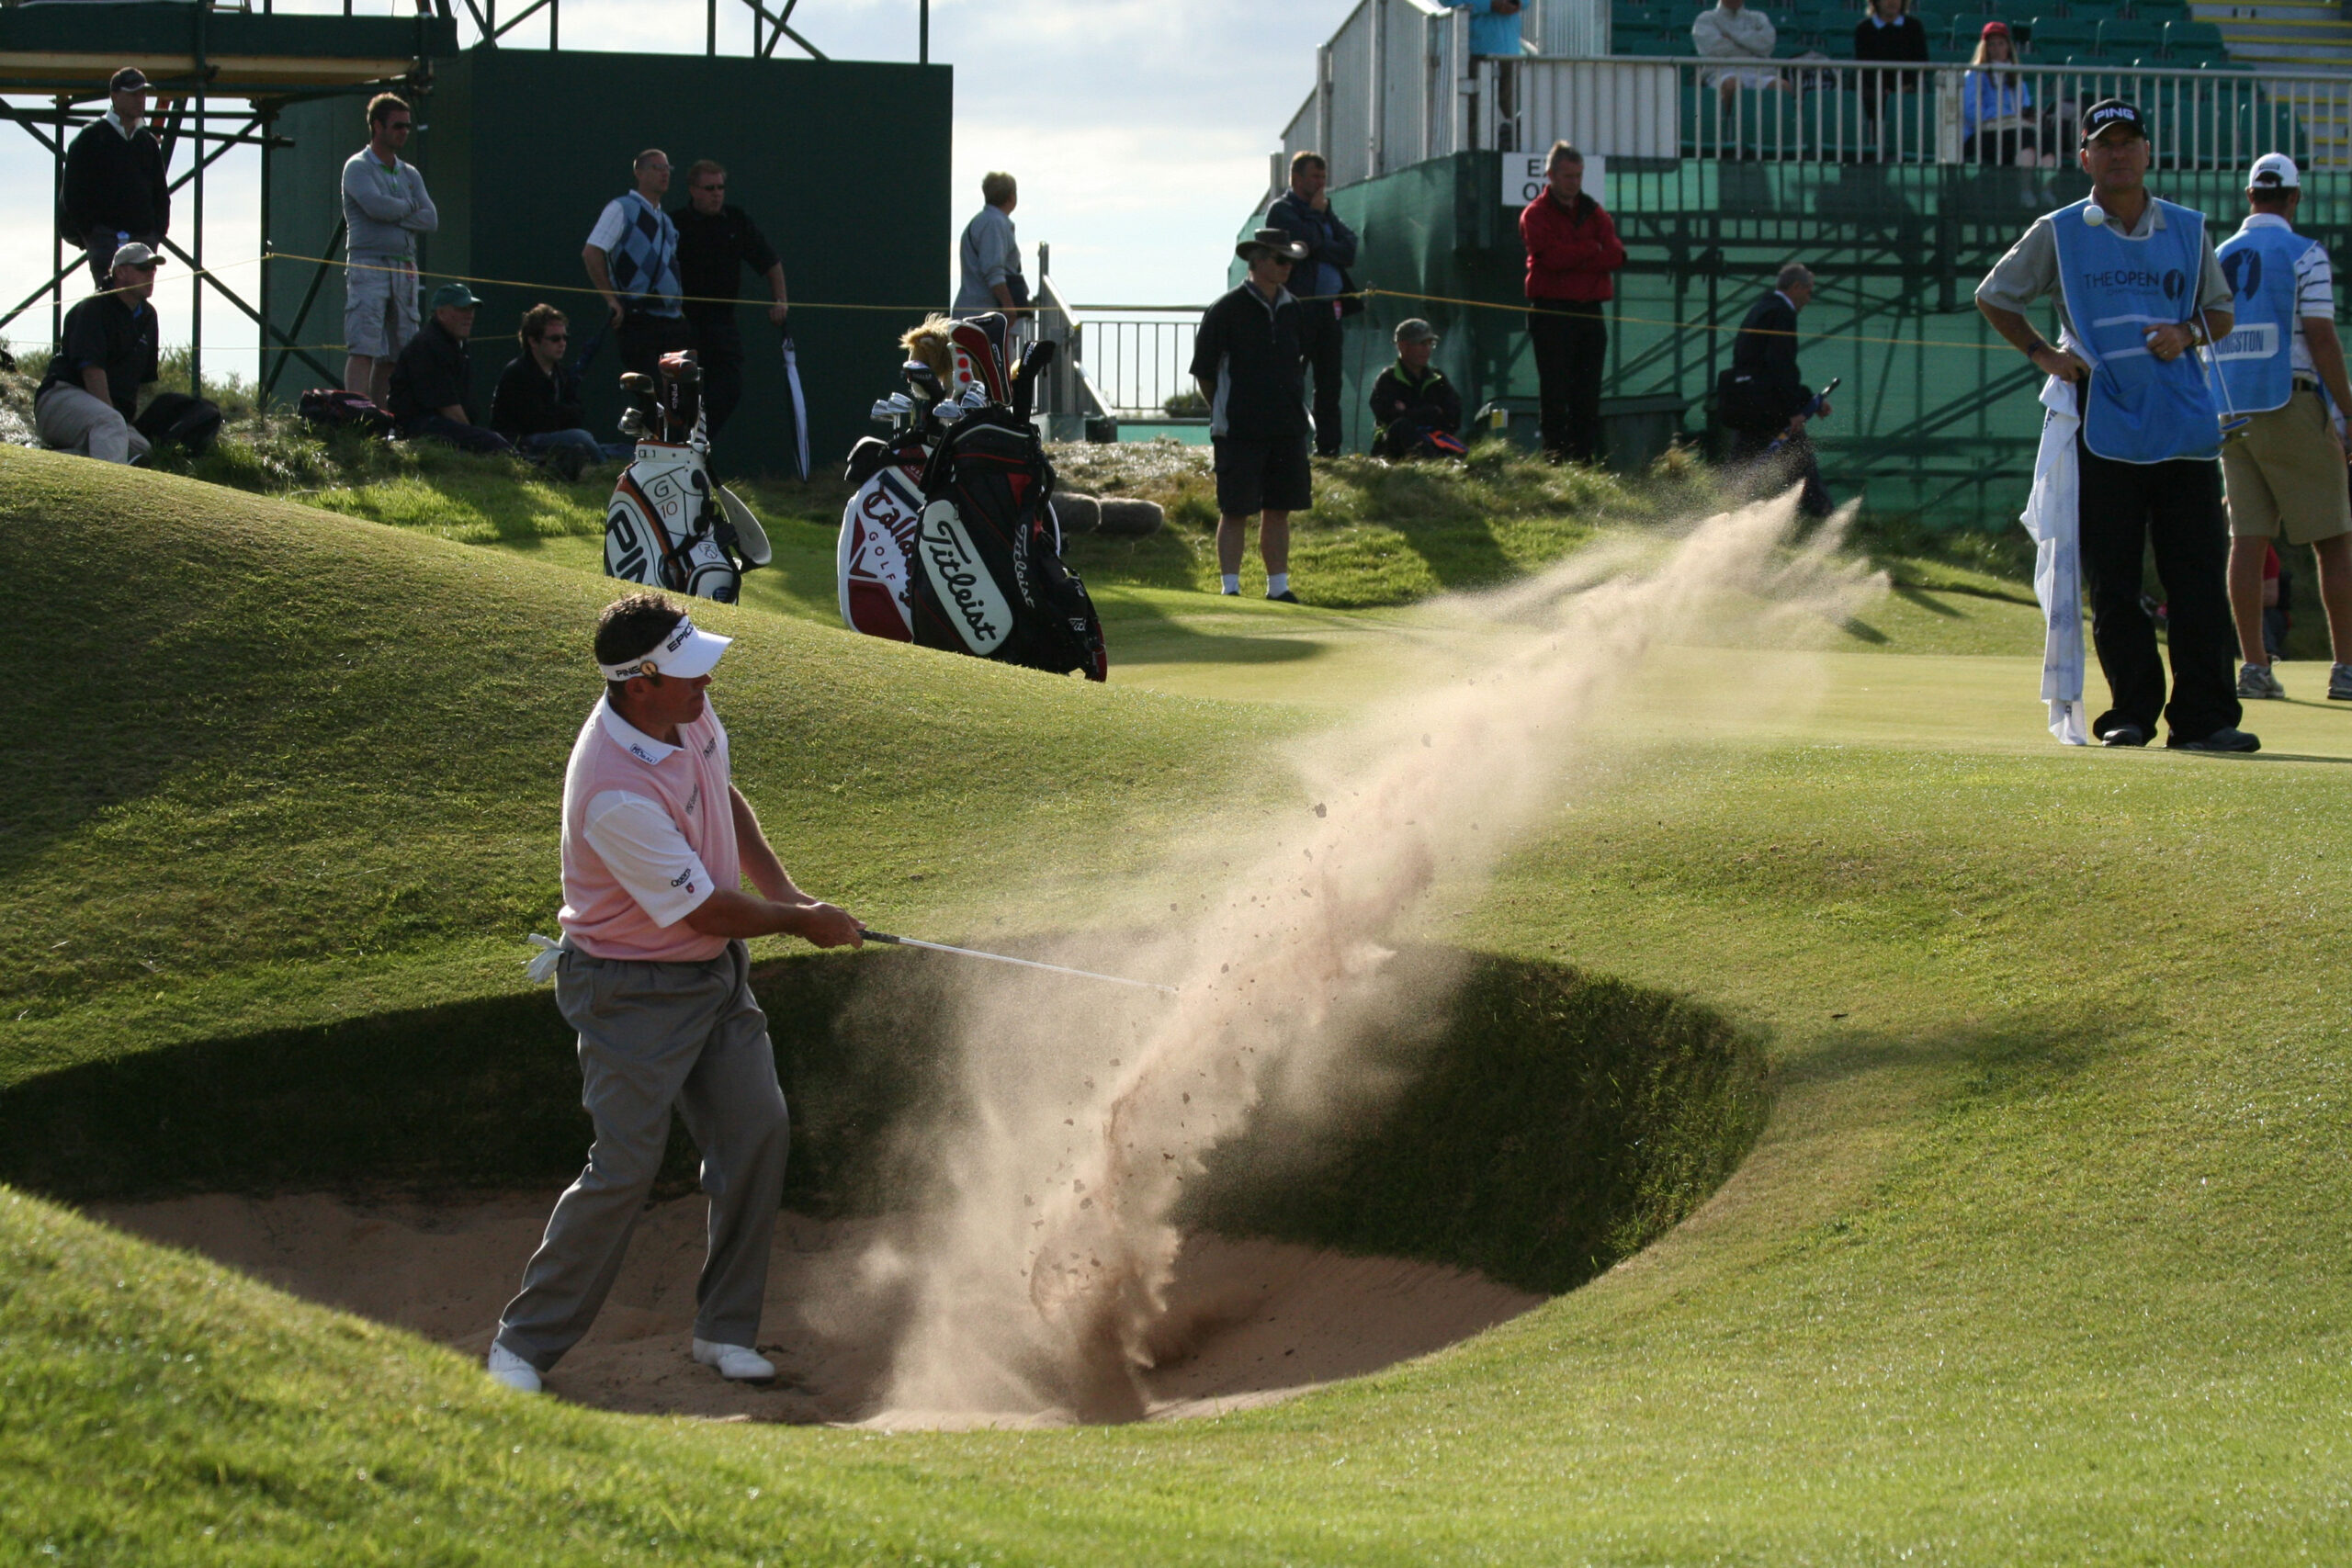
[{"xmin": 1272, "ymin": 3, "xmax": 2352, "ymax": 175}]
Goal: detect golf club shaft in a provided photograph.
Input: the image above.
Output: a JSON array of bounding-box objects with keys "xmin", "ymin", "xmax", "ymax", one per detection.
[{"xmin": 861, "ymin": 931, "xmax": 1177, "ymax": 994}]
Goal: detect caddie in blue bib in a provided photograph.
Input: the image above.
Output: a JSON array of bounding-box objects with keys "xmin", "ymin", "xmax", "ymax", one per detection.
[
  {"xmin": 2213, "ymin": 216, "xmax": 2306, "ymax": 416},
  {"xmin": 2052, "ymin": 195, "xmax": 2222, "ymax": 464}
]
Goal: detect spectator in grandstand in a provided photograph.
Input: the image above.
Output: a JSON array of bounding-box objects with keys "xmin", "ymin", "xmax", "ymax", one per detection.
[
  {"xmin": 585, "ymin": 150, "xmax": 691, "ymax": 380},
  {"xmin": 1266, "ymin": 151, "xmax": 1362, "ymax": 457},
  {"xmin": 492, "ymin": 303, "xmax": 603, "ymax": 478},
  {"xmin": 1520, "ymin": 141, "xmax": 1624, "ymax": 465},
  {"xmin": 341, "ymin": 92, "xmax": 437, "ymax": 411},
  {"xmin": 1190, "ymin": 228, "xmax": 1313, "ymax": 604},
  {"xmin": 62, "ymin": 67, "xmax": 168, "ymax": 290},
  {"xmin": 388, "ymin": 283, "xmax": 515, "ymax": 456},
  {"xmin": 33, "ymin": 242, "xmax": 160, "ymax": 466},
  {"xmin": 1853, "ymin": 0, "xmax": 1928, "ymax": 153},
  {"xmin": 1962, "ymin": 23, "xmax": 2050, "ymax": 167},
  {"xmin": 1439, "ymin": 0, "xmax": 1526, "ymax": 147},
  {"xmin": 1693, "ymin": 0, "xmax": 1781, "ymax": 109},
  {"xmin": 1975, "ymin": 98, "xmax": 2251, "ymax": 750},
  {"xmin": 2211, "ymin": 154, "xmax": 2352, "ymax": 703},
  {"xmin": 1717, "ymin": 263, "xmax": 1833, "ymax": 516},
  {"xmin": 1369, "ymin": 319, "xmax": 1464, "ymax": 459},
  {"xmin": 954, "ymin": 171, "xmax": 1027, "ymax": 317},
  {"xmin": 672, "ymin": 159, "xmax": 788, "ymax": 437}
]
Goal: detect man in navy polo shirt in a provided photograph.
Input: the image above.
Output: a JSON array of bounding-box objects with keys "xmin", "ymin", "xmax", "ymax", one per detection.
[{"xmin": 1976, "ymin": 99, "xmax": 2255, "ymax": 752}]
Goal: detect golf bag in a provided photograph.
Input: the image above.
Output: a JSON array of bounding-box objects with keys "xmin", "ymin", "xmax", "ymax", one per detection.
[
  {"xmin": 906, "ymin": 403, "xmax": 1106, "ymax": 682},
  {"xmin": 604, "ymin": 350, "xmax": 772, "ymax": 604}
]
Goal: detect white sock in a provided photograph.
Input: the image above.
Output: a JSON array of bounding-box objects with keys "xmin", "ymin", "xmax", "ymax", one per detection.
[
  {"xmin": 1267, "ymin": 572, "xmax": 1289, "ymax": 597},
  {"xmin": 1221, "ymin": 573, "xmax": 1240, "ymax": 594}
]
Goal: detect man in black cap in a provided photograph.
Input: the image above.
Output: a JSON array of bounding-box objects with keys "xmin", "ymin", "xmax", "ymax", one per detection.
[
  {"xmin": 389, "ymin": 283, "xmax": 514, "ymax": 455},
  {"xmin": 1976, "ymin": 98, "xmax": 2252, "ymax": 751},
  {"xmin": 1189, "ymin": 228, "xmax": 1314, "ymax": 603},
  {"xmin": 34, "ymin": 242, "xmax": 160, "ymax": 464},
  {"xmin": 62, "ymin": 68, "xmax": 170, "ymax": 289}
]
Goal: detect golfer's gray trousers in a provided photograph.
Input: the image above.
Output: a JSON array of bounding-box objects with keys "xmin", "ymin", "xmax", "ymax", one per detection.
[{"xmin": 495, "ymin": 940, "xmax": 787, "ymax": 1371}]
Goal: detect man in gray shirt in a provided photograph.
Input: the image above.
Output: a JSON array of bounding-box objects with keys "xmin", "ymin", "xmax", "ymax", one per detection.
[
  {"xmin": 1975, "ymin": 98, "xmax": 2251, "ymax": 751},
  {"xmin": 954, "ymin": 171, "xmax": 1026, "ymax": 318},
  {"xmin": 341, "ymin": 93, "xmax": 438, "ymax": 409}
]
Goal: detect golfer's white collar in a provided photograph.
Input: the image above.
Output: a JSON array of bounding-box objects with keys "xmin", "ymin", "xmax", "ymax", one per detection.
[
  {"xmin": 598, "ymin": 698, "xmax": 680, "ymax": 765},
  {"xmin": 105, "ymin": 110, "xmax": 137, "ymax": 139}
]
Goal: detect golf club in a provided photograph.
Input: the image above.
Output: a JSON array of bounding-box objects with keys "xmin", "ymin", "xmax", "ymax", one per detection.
[{"xmin": 861, "ymin": 929, "xmax": 1178, "ymax": 994}]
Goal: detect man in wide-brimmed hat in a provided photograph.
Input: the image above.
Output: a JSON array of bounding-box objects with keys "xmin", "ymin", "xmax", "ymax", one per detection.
[{"xmin": 1187, "ymin": 227, "xmax": 1314, "ymax": 603}]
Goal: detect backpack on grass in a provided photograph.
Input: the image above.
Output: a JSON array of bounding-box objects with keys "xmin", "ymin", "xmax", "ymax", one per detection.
[
  {"xmin": 133, "ymin": 391, "xmax": 221, "ymax": 457},
  {"xmin": 298, "ymin": 388, "xmax": 393, "ymax": 439}
]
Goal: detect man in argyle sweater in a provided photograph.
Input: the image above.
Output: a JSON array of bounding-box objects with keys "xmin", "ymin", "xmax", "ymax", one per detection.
[{"xmin": 584, "ymin": 149, "xmax": 693, "ymax": 380}]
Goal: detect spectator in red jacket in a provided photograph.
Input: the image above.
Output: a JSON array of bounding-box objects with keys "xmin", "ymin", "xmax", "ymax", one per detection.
[{"xmin": 1520, "ymin": 142, "xmax": 1626, "ymax": 464}]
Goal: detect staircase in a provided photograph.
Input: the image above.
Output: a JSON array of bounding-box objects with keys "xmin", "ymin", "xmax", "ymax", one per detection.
[{"xmin": 2199, "ymin": 2, "xmax": 2352, "ymax": 167}]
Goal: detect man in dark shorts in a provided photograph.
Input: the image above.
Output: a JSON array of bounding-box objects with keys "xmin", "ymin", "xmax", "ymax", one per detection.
[{"xmin": 1189, "ymin": 227, "xmax": 1313, "ymax": 603}]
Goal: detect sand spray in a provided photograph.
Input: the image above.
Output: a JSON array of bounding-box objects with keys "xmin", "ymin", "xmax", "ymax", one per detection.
[{"xmin": 849, "ymin": 495, "xmax": 1881, "ymax": 1424}]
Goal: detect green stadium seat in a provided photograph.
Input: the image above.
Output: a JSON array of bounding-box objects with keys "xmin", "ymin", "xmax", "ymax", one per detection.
[
  {"xmin": 2165, "ymin": 18, "xmax": 2225, "ymax": 55},
  {"xmin": 2063, "ymin": 1, "xmax": 2122, "ymax": 19},
  {"xmin": 2098, "ymin": 18, "xmax": 2165, "ymax": 52},
  {"xmin": 2025, "ymin": 16, "xmax": 2098, "ymax": 53}
]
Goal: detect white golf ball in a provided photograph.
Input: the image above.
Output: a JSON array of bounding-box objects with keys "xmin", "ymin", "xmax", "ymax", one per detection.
[{"xmin": 2084, "ymin": 205, "xmax": 2109, "ymax": 227}]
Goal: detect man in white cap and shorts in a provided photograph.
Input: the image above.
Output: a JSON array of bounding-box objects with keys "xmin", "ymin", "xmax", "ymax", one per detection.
[
  {"xmin": 487, "ymin": 592, "xmax": 863, "ymax": 1394},
  {"xmin": 2212, "ymin": 152, "xmax": 2352, "ymax": 702}
]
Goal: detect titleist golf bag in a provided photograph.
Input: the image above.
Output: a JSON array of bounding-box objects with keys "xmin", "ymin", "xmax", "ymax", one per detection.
[
  {"xmin": 838, "ymin": 318, "xmax": 1106, "ymax": 681},
  {"xmin": 604, "ymin": 350, "xmax": 772, "ymax": 604}
]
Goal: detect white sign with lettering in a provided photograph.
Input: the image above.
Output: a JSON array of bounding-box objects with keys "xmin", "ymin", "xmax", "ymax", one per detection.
[{"xmin": 1504, "ymin": 152, "xmax": 1603, "ymax": 208}]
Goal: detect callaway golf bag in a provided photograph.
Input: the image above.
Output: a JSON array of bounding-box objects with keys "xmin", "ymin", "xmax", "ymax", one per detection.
[{"xmin": 604, "ymin": 350, "xmax": 772, "ymax": 604}]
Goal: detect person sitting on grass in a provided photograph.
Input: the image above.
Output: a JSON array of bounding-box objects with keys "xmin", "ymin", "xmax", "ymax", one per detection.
[
  {"xmin": 387, "ymin": 283, "xmax": 514, "ymax": 456},
  {"xmin": 1368, "ymin": 318, "xmax": 1464, "ymax": 459},
  {"xmin": 32, "ymin": 241, "xmax": 160, "ymax": 466},
  {"xmin": 492, "ymin": 302, "xmax": 602, "ymax": 479}
]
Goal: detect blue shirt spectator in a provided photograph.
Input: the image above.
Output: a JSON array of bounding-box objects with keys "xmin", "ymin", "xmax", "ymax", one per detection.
[{"xmin": 1441, "ymin": 0, "xmax": 1526, "ymax": 58}]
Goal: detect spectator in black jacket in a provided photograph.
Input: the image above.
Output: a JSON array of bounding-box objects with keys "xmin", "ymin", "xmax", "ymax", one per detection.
[
  {"xmin": 1719, "ymin": 264, "xmax": 1832, "ymax": 515},
  {"xmin": 1265, "ymin": 151, "xmax": 1360, "ymax": 457},
  {"xmin": 1369, "ymin": 319, "xmax": 1464, "ymax": 459},
  {"xmin": 672, "ymin": 159, "xmax": 789, "ymax": 436},
  {"xmin": 62, "ymin": 67, "xmax": 170, "ymax": 289},
  {"xmin": 389, "ymin": 283, "xmax": 514, "ymax": 456},
  {"xmin": 1853, "ymin": 0, "xmax": 1929, "ymax": 153},
  {"xmin": 34, "ymin": 242, "xmax": 160, "ymax": 464},
  {"xmin": 1190, "ymin": 228, "xmax": 1313, "ymax": 603},
  {"xmin": 492, "ymin": 303, "xmax": 602, "ymax": 477}
]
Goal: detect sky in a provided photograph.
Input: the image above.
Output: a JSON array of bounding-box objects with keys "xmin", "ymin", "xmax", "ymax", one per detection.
[{"xmin": 0, "ymin": 0, "xmax": 1353, "ymax": 380}]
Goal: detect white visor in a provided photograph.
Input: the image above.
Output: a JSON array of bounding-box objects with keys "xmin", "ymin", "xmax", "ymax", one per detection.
[{"xmin": 596, "ymin": 615, "xmax": 732, "ymax": 682}]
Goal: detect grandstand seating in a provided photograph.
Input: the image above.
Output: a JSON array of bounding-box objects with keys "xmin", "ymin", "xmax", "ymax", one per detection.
[{"xmin": 1613, "ymin": 0, "xmax": 2239, "ymax": 63}]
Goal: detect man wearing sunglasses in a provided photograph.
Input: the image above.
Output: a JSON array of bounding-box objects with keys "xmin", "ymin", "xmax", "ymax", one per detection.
[
  {"xmin": 671, "ymin": 159, "xmax": 788, "ymax": 436},
  {"xmin": 1189, "ymin": 228, "xmax": 1315, "ymax": 603},
  {"xmin": 34, "ymin": 242, "xmax": 161, "ymax": 465},
  {"xmin": 340, "ymin": 92, "xmax": 437, "ymax": 410},
  {"xmin": 493, "ymin": 302, "xmax": 605, "ymax": 478}
]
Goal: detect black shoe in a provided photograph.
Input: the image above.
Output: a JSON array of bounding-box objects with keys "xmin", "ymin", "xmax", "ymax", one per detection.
[
  {"xmin": 2166, "ymin": 727, "xmax": 2260, "ymax": 753},
  {"xmin": 2100, "ymin": 724, "xmax": 2149, "ymax": 748},
  {"xmin": 1267, "ymin": 589, "xmax": 1300, "ymax": 604}
]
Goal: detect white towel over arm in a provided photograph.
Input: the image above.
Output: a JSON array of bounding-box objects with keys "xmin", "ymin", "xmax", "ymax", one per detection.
[{"xmin": 2019, "ymin": 371, "xmax": 2089, "ymax": 745}]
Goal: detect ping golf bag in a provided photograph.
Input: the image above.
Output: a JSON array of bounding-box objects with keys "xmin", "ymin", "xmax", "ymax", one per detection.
[
  {"xmin": 604, "ymin": 350, "xmax": 772, "ymax": 604},
  {"xmin": 838, "ymin": 320, "xmax": 1106, "ymax": 681}
]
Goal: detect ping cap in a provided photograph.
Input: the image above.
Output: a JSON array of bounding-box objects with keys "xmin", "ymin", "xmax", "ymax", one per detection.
[
  {"xmin": 596, "ymin": 614, "xmax": 732, "ymax": 682},
  {"xmin": 2249, "ymin": 152, "xmax": 2301, "ymax": 190},
  {"xmin": 2080, "ymin": 99, "xmax": 2149, "ymax": 144}
]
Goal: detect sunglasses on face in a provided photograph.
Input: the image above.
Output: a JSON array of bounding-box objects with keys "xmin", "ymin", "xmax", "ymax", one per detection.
[
  {"xmin": 539, "ymin": 333, "xmax": 569, "ymax": 344},
  {"xmin": 697, "ymin": 183, "xmax": 725, "ymax": 193}
]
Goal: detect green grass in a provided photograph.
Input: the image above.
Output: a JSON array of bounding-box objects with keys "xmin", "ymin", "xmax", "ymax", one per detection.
[{"xmin": 9, "ymin": 444, "xmax": 2352, "ymax": 1561}]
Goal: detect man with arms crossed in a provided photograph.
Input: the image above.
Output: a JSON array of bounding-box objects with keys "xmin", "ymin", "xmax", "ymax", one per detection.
[
  {"xmin": 1975, "ymin": 100, "xmax": 2255, "ymax": 751},
  {"xmin": 341, "ymin": 93, "xmax": 436, "ymax": 410},
  {"xmin": 2211, "ymin": 154, "xmax": 2352, "ymax": 703},
  {"xmin": 1190, "ymin": 228, "xmax": 1313, "ymax": 604},
  {"xmin": 488, "ymin": 594, "xmax": 862, "ymax": 1394}
]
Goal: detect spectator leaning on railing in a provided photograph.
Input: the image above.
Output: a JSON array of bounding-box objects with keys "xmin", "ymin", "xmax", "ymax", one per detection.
[
  {"xmin": 341, "ymin": 92, "xmax": 437, "ymax": 411},
  {"xmin": 1266, "ymin": 151, "xmax": 1361, "ymax": 458},
  {"xmin": 34, "ymin": 242, "xmax": 160, "ymax": 466},
  {"xmin": 585, "ymin": 151, "xmax": 690, "ymax": 380},
  {"xmin": 1693, "ymin": 0, "xmax": 1781, "ymax": 109},
  {"xmin": 1520, "ymin": 141, "xmax": 1625, "ymax": 466},
  {"xmin": 2211, "ymin": 154, "xmax": 2352, "ymax": 704},
  {"xmin": 61, "ymin": 67, "xmax": 168, "ymax": 291},
  {"xmin": 492, "ymin": 303, "xmax": 602, "ymax": 479},
  {"xmin": 1962, "ymin": 24, "xmax": 2051, "ymax": 168}
]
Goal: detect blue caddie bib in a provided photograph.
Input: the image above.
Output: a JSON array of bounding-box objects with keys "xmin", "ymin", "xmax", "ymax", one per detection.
[
  {"xmin": 2051, "ymin": 196, "xmax": 2221, "ymax": 464},
  {"xmin": 2213, "ymin": 220, "xmax": 2307, "ymax": 415}
]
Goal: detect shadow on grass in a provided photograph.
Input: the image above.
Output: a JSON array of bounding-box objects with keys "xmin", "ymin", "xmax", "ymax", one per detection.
[
  {"xmin": 1892, "ymin": 584, "xmax": 1966, "ymax": 619},
  {"xmin": 0, "ymin": 947, "xmax": 1769, "ymax": 1296},
  {"xmin": 1097, "ymin": 594, "xmax": 1322, "ymax": 669}
]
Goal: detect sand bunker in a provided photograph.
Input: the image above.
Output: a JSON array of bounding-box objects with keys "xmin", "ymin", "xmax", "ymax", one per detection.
[{"xmin": 91, "ymin": 1190, "xmax": 1541, "ymax": 1427}]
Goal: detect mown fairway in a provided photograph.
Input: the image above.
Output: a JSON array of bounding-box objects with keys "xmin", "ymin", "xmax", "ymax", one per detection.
[{"xmin": 4, "ymin": 445, "xmax": 2350, "ymax": 1563}]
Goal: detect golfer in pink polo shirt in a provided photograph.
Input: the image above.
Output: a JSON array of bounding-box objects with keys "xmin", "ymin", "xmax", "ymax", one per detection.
[{"xmin": 488, "ymin": 592, "xmax": 862, "ymax": 1395}]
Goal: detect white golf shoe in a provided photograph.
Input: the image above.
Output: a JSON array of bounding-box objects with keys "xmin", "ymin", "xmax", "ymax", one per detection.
[
  {"xmin": 692, "ymin": 1338, "xmax": 777, "ymax": 1382},
  {"xmin": 486, "ymin": 1343, "xmax": 542, "ymax": 1394}
]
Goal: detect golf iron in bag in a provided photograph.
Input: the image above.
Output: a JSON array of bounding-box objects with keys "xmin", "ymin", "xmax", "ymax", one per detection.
[{"xmin": 604, "ymin": 349, "xmax": 774, "ymax": 604}]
